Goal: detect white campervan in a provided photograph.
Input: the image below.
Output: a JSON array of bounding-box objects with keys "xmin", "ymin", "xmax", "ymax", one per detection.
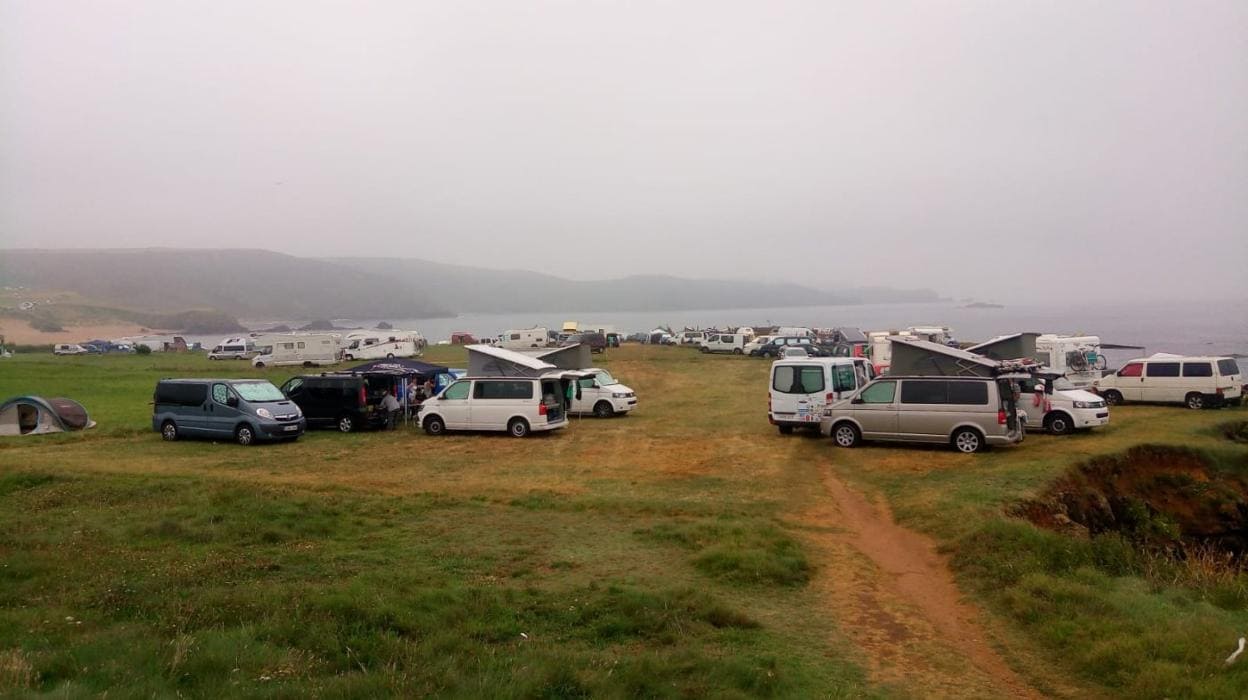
[
  {"xmin": 341, "ymin": 331, "xmax": 423, "ymax": 360},
  {"xmin": 1093, "ymin": 354, "xmax": 1242, "ymax": 409},
  {"xmin": 769, "ymin": 356, "xmax": 876, "ymax": 434},
  {"xmin": 700, "ymin": 333, "xmax": 747, "ymax": 354},
  {"xmin": 252, "ymin": 334, "xmax": 342, "ymax": 368},
  {"xmin": 419, "ymin": 374, "xmax": 573, "ymax": 437},
  {"xmin": 569, "ymin": 368, "xmax": 638, "ymax": 417},
  {"xmin": 1016, "ymin": 373, "xmax": 1110, "ymax": 434},
  {"xmin": 499, "ymin": 327, "xmax": 550, "ymax": 350},
  {"xmin": 1035, "ymin": 335, "xmax": 1106, "ymax": 387},
  {"xmin": 208, "ymin": 336, "xmax": 257, "ymax": 360},
  {"xmin": 776, "ymin": 327, "xmax": 813, "ymax": 337}
]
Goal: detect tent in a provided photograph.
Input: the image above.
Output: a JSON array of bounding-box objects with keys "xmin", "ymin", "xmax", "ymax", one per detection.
[
  {"xmin": 466, "ymin": 344, "xmax": 559, "ymax": 377},
  {"xmin": 0, "ymin": 396, "xmax": 96, "ymax": 436},
  {"xmin": 347, "ymin": 358, "xmax": 451, "ymax": 381},
  {"xmin": 888, "ymin": 337, "xmax": 1008, "ymax": 378},
  {"xmin": 526, "ymin": 343, "xmax": 593, "ymax": 370},
  {"xmin": 966, "ymin": 333, "xmax": 1040, "ymax": 362}
]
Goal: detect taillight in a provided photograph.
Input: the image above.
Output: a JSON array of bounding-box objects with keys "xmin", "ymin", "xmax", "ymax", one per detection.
[
  {"xmin": 538, "ymin": 402, "xmax": 548, "ymax": 416},
  {"xmin": 1217, "ymin": 388, "xmax": 1225, "ymax": 396},
  {"xmin": 359, "ymin": 386, "xmax": 367, "ymax": 406},
  {"xmin": 998, "ymin": 410, "xmax": 1007, "ymax": 425},
  {"xmin": 826, "ymin": 392, "xmax": 836, "ymax": 402}
]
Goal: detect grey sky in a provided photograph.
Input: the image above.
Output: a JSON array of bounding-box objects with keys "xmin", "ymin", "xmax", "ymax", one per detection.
[{"xmin": 2, "ymin": 1, "xmax": 1245, "ymax": 302}]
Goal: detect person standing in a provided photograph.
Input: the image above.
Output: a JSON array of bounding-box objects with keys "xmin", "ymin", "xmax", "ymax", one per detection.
[{"xmin": 381, "ymin": 389, "xmax": 401, "ymax": 430}]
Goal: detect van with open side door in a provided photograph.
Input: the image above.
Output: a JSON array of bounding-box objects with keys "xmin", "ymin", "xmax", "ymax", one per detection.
[
  {"xmin": 769, "ymin": 357, "xmax": 876, "ymax": 434},
  {"xmin": 419, "ymin": 374, "xmax": 577, "ymax": 437},
  {"xmin": 1015, "ymin": 372, "xmax": 1109, "ymax": 434},
  {"xmin": 153, "ymin": 378, "xmax": 305, "ymax": 445},
  {"xmin": 819, "ymin": 376, "xmax": 1024, "ymax": 453},
  {"xmin": 1092, "ymin": 355, "xmax": 1242, "ymax": 409},
  {"xmin": 280, "ymin": 373, "xmax": 394, "ymax": 432},
  {"xmin": 569, "ymin": 368, "xmax": 637, "ymax": 417}
]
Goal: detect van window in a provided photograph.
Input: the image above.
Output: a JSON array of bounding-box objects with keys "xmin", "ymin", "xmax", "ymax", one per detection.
[
  {"xmin": 442, "ymin": 381, "xmax": 471, "ymax": 400},
  {"xmin": 859, "ymin": 381, "xmax": 896, "ymax": 404},
  {"xmin": 901, "ymin": 381, "xmax": 946, "ymax": 404},
  {"xmin": 224, "ymin": 345, "xmax": 244, "ymax": 352},
  {"xmin": 212, "ymin": 384, "xmax": 230, "ymax": 404},
  {"xmin": 510, "ymin": 333, "xmax": 521, "ymax": 340},
  {"xmin": 1182, "ymin": 362, "xmax": 1213, "ymax": 378},
  {"xmin": 773, "ymin": 366, "xmax": 825, "ymax": 394},
  {"xmin": 1146, "ymin": 362, "xmax": 1180, "ymax": 377},
  {"xmin": 283, "ymin": 378, "xmax": 304, "ymax": 396},
  {"xmin": 1218, "ymin": 359, "xmax": 1240, "ymax": 376},
  {"xmin": 155, "ymin": 383, "xmax": 207, "ymax": 406},
  {"xmin": 948, "ymin": 381, "xmax": 989, "ymax": 405},
  {"xmin": 234, "ymin": 382, "xmax": 285, "ymax": 402},
  {"xmin": 297, "ymin": 342, "xmax": 306, "ymax": 349},
  {"xmin": 475, "ymin": 381, "xmax": 533, "ymax": 399},
  {"xmin": 832, "ymin": 364, "xmax": 857, "ymax": 392},
  {"xmin": 1119, "ymin": 362, "xmax": 1143, "ymax": 377}
]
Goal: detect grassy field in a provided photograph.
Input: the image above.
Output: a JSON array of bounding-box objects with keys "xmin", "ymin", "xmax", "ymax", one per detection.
[{"xmin": 1, "ymin": 346, "xmax": 1246, "ymax": 698}]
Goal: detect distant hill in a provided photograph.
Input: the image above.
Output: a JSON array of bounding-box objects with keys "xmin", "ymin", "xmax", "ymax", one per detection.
[{"xmin": 0, "ymin": 248, "xmax": 939, "ymax": 321}]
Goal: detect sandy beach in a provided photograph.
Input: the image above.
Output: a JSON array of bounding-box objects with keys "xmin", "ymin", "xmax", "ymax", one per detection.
[{"xmin": 0, "ymin": 318, "xmax": 156, "ymax": 345}]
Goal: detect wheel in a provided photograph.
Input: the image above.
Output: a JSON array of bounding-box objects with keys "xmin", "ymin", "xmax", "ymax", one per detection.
[
  {"xmin": 344, "ymin": 354, "xmax": 354, "ymax": 361},
  {"xmin": 952, "ymin": 428, "xmax": 984, "ymax": 454},
  {"xmin": 337, "ymin": 415, "xmax": 355, "ymax": 433},
  {"xmin": 1045, "ymin": 412, "xmax": 1073, "ymax": 435},
  {"xmin": 235, "ymin": 424, "xmax": 256, "ymax": 446},
  {"xmin": 700, "ymin": 346, "xmax": 709, "ymax": 353},
  {"xmin": 254, "ymin": 361, "xmax": 266, "ymax": 368},
  {"xmin": 1101, "ymin": 390, "xmax": 1122, "ymax": 406},
  {"xmin": 161, "ymin": 420, "xmax": 178, "ymax": 441},
  {"xmin": 1185, "ymin": 392, "xmax": 1205, "ymax": 410},
  {"xmin": 386, "ymin": 353, "xmax": 395, "ymax": 358},
  {"xmin": 423, "ymin": 415, "xmax": 446, "ymax": 436},
  {"xmin": 833, "ymin": 422, "xmax": 861, "ymax": 448},
  {"xmin": 777, "ymin": 424, "xmax": 794, "ymax": 435},
  {"xmin": 508, "ymin": 418, "xmax": 530, "ymax": 438},
  {"xmin": 208, "ymin": 356, "xmax": 217, "ymax": 361},
  {"xmin": 302, "ymin": 361, "xmax": 314, "ymax": 368},
  {"xmin": 593, "ymin": 401, "xmax": 614, "ymax": 418},
  {"xmin": 733, "ymin": 348, "xmax": 743, "ymax": 355}
]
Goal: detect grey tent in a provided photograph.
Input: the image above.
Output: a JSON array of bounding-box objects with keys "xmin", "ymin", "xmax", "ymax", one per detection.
[
  {"xmin": 966, "ymin": 333, "xmax": 1040, "ymax": 362},
  {"xmin": 0, "ymin": 396, "xmax": 96, "ymax": 436},
  {"xmin": 888, "ymin": 338, "xmax": 1004, "ymax": 378},
  {"xmin": 466, "ymin": 344, "xmax": 559, "ymax": 377},
  {"xmin": 526, "ymin": 343, "xmax": 593, "ymax": 370}
]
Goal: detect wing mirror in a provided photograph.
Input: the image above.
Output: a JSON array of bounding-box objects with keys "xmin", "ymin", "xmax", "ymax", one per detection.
[
  {"xmin": 226, "ymin": 396, "xmax": 240, "ymax": 407},
  {"xmin": 851, "ymin": 397, "xmax": 865, "ymax": 405}
]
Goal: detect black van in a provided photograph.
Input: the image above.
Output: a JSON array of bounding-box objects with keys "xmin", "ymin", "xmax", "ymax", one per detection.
[{"xmin": 280, "ymin": 374, "xmax": 396, "ymax": 432}]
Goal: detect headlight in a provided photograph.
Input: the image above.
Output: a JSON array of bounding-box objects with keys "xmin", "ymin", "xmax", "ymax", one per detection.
[
  {"xmin": 256, "ymin": 408, "xmax": 273, "ymax": 419},
  {"xmin": 1072, "ymin": 401, "xmax": 1101, "ymax": 409},
  {"xmin": 613, "ymin": 392, "xmax": 629, "ymax": 398}
]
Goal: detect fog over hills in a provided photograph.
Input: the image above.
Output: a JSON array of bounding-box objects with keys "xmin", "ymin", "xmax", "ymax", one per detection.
[{"xmin": 0, "ymin": 248, "xmax": 937, "ymax": 320}]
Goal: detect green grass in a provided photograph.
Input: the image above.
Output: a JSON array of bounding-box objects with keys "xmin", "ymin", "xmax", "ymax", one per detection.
[{"xmin": 1, "ymin": 346, "xmax": 1247, "ymax": 697}]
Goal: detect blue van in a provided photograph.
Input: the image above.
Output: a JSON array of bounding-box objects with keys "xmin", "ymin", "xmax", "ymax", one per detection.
[{"xmin": 153, "ymin": 379, "xmax": 306, "ymax": 445}]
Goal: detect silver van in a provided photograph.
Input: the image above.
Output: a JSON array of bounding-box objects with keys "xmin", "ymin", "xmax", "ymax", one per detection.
[
  {"xmin": 819, "ymin": 376, "xmax": 1023, "ymax": 453},
  {"xmin": 152, "ymin": 379, "xmax": 306, "ymax": 445}
]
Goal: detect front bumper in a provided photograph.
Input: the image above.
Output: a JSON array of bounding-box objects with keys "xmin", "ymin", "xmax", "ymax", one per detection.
[{"xmin": 258, "ymin": 418, "xmax": 306, "ymax": 439}]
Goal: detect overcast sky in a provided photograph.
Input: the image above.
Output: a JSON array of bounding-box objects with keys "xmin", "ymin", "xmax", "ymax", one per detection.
[{"xmin": 1, "ymin": 1, "xmax": 1245, "ymax": 302}]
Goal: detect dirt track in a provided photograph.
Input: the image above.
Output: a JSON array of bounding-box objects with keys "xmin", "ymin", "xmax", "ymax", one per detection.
[{"xmin": 791, "ymin": 463, "xmax": 1045, "ymax": 699}]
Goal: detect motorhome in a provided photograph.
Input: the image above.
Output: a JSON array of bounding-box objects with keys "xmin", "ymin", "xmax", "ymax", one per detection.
[
  {"xmin": 700, "ymin": 333, "xmax": 748, "ymax": 354},
  {"xmin": 208, "ymin": 336, "xmax": 258, "ymax": 360},
  {"xmin": 906, "ymin": 326, "xmax": 956, "ymax": 346},
  {"xmin": 499, "ymin": 327, "xmax": 550, "ymax": 350},
  {"xmin": 769, "ymin": 356, "xmax": 876, "ymax": 433},
  {"xmin": 1092, "ymin": 354, "xmax": 1242, "ymax": 409},
  {"xmin": 252, "ymin": 334, "xmax": 342, "ymax": 368},
  {"xmin": 341, "ymin": 331, "xmax": 424, "ymax": 360},
  {"xmin": 866, "ymin": 330, "xmax": 912, "ymax": 372},
  {"xmin": 1034, "ymin": 335, "xmax": 1106, "ymax": 387},
  {"xmin": 776, "ymin": 327, "xmax": 813, "ymax": 337}
]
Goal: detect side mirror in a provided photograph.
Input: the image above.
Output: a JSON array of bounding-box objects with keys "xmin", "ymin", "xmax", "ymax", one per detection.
[
  {"xmin": 226, "ymin": 396, "xmax": 240, "ymax": 407},
  {"xmin": 851, "ymin": 397, "xmax": 865, "ymax": 405}
]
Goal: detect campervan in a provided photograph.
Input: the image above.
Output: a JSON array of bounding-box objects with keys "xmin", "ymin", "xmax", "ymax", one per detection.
[
  {"xmin": 1034, "ymin": 335, "xmax": 1106, "ymax": 387},
  {"xmin": 152, "ymin": 378, "xmax": 305, "ymax": 445},
  {"xmin": 499, "ymin": 327, "xmax": 550, "ymax": 350},
  {"xmin": 1092, "ymin": 355, "xmax": 1242, "ymax": 409},
  {"xmin": 341, "ymin": 331, "xmax": 423, "ymax": 360},
  {"xmin": 776, "ymin": 327, "xmax": 813, "ymax": 337},
  {"xmin": 252, "ymin": 334, "xmax": 342, "ymax": 368},
  {"xmin": 569, "ymin": 368, "xmax": 638, "ymax": 417},
  {"xmin": 768, "ymin": 356, "xmax": 876, "ymax": 433},
  {"xmin": 700, "ymin": 333, "xmax": 748, "ymax": 354},
  {"xmin": 208, "ymin": 337, "xmax": 258, "ymax": 360},
  {"xmin": 906, "ymin": 326, "xmax": 956, "ymax": 346},
  {"xmin": 53, "ymin": 344, "xmax": 89, "ymax": 356},
  {"xmin": 677, "ymin": 330, "xmax": 706, "ymax": 346},
  {"xmin": 1016, "ymin": 373, "xmax": 1109, "ymax": 434},
  {"xmin": 419, "ymin": 374, "xmax": 572, "ymax": 437}
]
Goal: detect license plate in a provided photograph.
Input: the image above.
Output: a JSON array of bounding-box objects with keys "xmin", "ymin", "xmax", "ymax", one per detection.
[{"xmin": 283, "ymin": 425, "xmax": 299, "ymax": 432}]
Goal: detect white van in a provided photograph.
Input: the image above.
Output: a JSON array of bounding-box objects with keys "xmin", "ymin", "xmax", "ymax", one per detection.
[
  {"xmin": 700, "ymin": 333, "xmax": 747, "ymax": 354},
  {"xmin": 252, "ymin": 334, "xmax": 342, "ymax": 368},
  {"xmin": 419, "ymin": 374, "xmax": 573, "ymax": 437},
  {"xmin": 342, "ymin": 331, "xmax": 423, "ymax": 360},
  {"xmin": 499, "ymin": 327, "xmax": 549, "ymax": 350},
  {"xmin": 677, "ymin": 331, "xmax": 706, "ymax": 346},
  {"xmin": 208, "ymin": 337, "xmax": 257, "ymax": 360},
  {"xmin": 1035, "ymin": 334, "xmax": 1106, "ymax": 387},
  {"xmin": 53, "ymin": 344, "xmax": 89, "ymax": 355},
  {"xmin": 776, "ymin": 327, "xmax": 813, "ymax": 337},
  {"xmin": 1016, "ymin": 373, "xmax": 1109, "ymax": 434},
  {"xmin": 743, "ymin": 335, "xmax": 776, "ymax": 355},
  {"xmin": 769, "ymin": 357, "xmax": 876, "ymax": 434},
  {"xmin": 570, "ymin": 368, "xmax": 638, "ymax": 417},
  {"xmin": 1093, "ymin": 354, "xmax": 1243, "ymax": 409}
]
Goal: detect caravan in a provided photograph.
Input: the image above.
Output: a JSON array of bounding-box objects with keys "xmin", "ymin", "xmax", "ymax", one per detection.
[
  {"xmin": 341, "ymin": 331, "xmax": 424, "ymax": 360},
  {"xmin": 252, "ymin": 334, "xmax": 342, "ymax": 368},
  {"xmin": 499, "ymin": 327, "xmax": 550, "ymax": 350},
  {"xmin": 1034, "ymin": 335, "xmax": 1106, "ymax": 387}
]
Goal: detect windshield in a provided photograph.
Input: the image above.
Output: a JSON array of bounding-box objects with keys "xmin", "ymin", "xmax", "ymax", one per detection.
[
  {"xmin": 594, "ymin": 370, "xmax": 618, "ymax": 385},
  {"xmin": 1051, "ymin": 377, "xmax": 1077, "ymax": 391},
  {"xmin": 233, "ymin": 382, "xmax": 286, "ymax": 402}
]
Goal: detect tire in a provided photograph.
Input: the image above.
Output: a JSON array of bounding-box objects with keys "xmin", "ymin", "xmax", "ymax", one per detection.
[
  {"xmin": 593, "ymin": 401, "xmax": 614, "ymax": 418},
  {"xmin": 254, "ymin": 361, "xmax": 266, "ymax": 368},
  {"xmin": 386, "ymin": 353, "xmax": 395, "ymax": 358},
  {"xmin": 733, "ymin": 348, "xmax": 743, "ymax": 355},
  {"xmin": 951, "ymin": 428, "xmax": 984, "ymax": 454},
  {"xmin": 337, "ymin": 415, "xmax": 355, "ymax": 433},
  {"xmin": 161, "ymin": 420, "xmax": 178, "ymax": 441},
  {"xmin": 1101, "ymin": 390, "xmax": 1122, "ymax": 406},
  {"xmin": 344, "ymin": 354, "xmax": 354, "ymax": 361},
  {"xmin": 508, "ymin": 418, "xmax": 530, "ymax": 438},
  {"xmin": 777, "ymin": 424, "xmax": 794, "ymax": 435},
  {"xmin": 235, "ymin": 424, "xmax": 256, "ymax": 446},
  {"xmin": 303, "ymin": 361, "xmax": 314, "ymax": 368},
  {"xmin": 1185, "ymin": 392, "xmax": 1206, "ymax": 410},
  {"xmin": 424, "ymin": 415, "xmax": 446, "ymax": 436},
  {"xmin": 1045, "ymin": 412, "xmax": 1073, "ymax": 436},
  {"xmin": 700, "ymin": 346, "xmax": 709, "ymax": 354},
  {"xmin": 832, "ymin": 422, "xmax": 861, "ymax": 448}
]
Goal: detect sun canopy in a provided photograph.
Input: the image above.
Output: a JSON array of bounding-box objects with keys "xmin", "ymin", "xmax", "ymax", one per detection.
[{"xmin": 0, "ymin": 396, "xmax": 96, "ymax": 436}]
